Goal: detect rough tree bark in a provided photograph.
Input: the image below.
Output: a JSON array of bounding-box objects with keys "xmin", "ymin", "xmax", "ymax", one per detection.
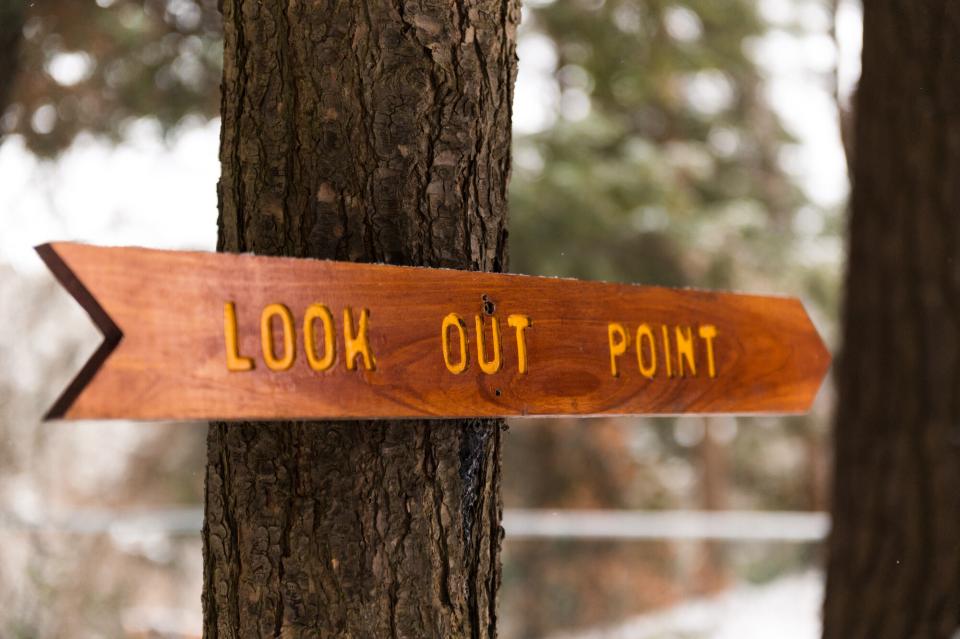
[
  {"xmin": 824, "ymin": 3, "xmax": 960, "ymax": 638},
  {"xmin": 202, "ymin": 2, "xmax": 519, "ymax": 637}
]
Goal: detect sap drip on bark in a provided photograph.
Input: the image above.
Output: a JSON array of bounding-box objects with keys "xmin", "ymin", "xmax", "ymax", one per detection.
[{"xmin": 459, "ymin": 419, "xmax": 500, "ymax": 546}]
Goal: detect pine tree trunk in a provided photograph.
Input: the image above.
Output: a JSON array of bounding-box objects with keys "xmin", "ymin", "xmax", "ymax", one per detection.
[
  {"xmin": 0, "ymin": 1, "xmax": 24, "ymax": 138},
  {"xmin": 823, "ymin": 3, "xmax": 960, "ymax": 637},
  {"xmin": 202, "ymin": 2, "xmax": 519, "ymax": 637}
]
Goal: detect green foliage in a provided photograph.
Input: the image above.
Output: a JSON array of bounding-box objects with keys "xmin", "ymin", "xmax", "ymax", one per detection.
[
  {"xmin": 504, "ymin": 1, "xmax": 840, "ymax": 634},
  {"xmin": 511, "ymin": 0, "xmax": 807, "ymax": 291},
  {"xmin": 5, "ymin": 0, "xmax": 221, "ymax": 156}
]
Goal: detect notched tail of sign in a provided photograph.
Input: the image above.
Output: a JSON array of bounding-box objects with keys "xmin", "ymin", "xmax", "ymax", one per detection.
[{"xmin": 34, "ymin": 244, "xmax": 123, "ymax": 420}]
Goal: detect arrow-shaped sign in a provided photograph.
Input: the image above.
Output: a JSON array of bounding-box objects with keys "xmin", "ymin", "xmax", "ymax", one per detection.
[{"xmin": 37, "ymin": 243, "xmax": 830, "ymax": 421}]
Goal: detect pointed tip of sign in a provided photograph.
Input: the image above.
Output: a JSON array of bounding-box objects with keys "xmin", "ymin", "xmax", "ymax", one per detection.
[
  {"xmin": 36, "ymin": 243, "xmax": 124, "ymax": 421},
  {"xmin": 797, "ymin": 301, "xmax": 833, "ymax": 413}
]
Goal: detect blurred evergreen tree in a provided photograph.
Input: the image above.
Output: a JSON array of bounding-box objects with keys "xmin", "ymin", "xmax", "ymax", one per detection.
[
  {"xmin": 3, "ymin": 0, "xmax": 221, "ymax": 156},
  {"xmin": 511, "ymin": 0, "xmax": 805, "ymax": 288},
  {"xmin": 503, "ymin": 1, "xmax": 840, "ymax": 635}
]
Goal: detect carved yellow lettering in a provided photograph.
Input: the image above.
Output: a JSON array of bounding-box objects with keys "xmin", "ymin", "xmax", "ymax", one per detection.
[
  {"xmin": 223, "ymin": 302, "xmax": 254, "ymax": 372},
  {"xmin": 675, "ymin": 325, "xmax": 696, "ymax": 377},
  {"xmin": 635, "ymin": 323, "xmax": 657, "ymax": 379},
  {"xmin": 608, "ymin": 322, "xmax": 629, "ymax": 377},
  {"xmin": 442, "ymin": 313, "xmax": 468, "ymax": 374},
  {"xmin": 661, "ymin": 325, "xmax": 673, "ymax": 378},
  {"xmin": 260, "ymin": 303, "xmax": 295, "ymax": 371},
  {"xmin": 699, "ymin": 324, "xmax": 718, "ymax": 378},
  {"xmin": 507, "ymin": 314, "xmax": 531, "ymax": 374},
  {"xmin": 343, "ymin": 307, "xmax": 376, "ymax": 371},
  {"xmin": 304, "ymin": 303, "xmax": 336, "ymax": 372},
  {"xmin": 475, "ymin": 315, "xmax": 503, "ymax": 375}
]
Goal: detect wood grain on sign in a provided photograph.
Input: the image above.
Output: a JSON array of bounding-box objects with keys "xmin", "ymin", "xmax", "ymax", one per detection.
[{"xmin": 37, "ymin": 243, "xmax": 831, "ymax": 421}]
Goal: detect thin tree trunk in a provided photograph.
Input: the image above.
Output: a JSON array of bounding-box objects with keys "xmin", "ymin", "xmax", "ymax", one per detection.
[
  {"xmin": 0, "ymin": 1, "xmax": 24, "ymax": 139},
  {"xmin": 695, "ymin": 418, "xmax": 729, "ymax": 595},
  {"xmin": 202, "ymin": 2, "xmax": 519, "ymax": 637},
  {"xmin": 824, "ymin": 3, "xmax": 960, "ymax": 637}
]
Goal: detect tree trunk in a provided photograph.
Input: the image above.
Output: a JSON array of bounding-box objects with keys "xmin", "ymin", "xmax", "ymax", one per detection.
[
  {"xmin": 0, "ymin": 1, "xmax": 24, "ymax": 138},
  {"xmin": 695, "ymin": 418, "xmax": 729, "ymax": 595},
  {"xmin": 823, "ymin": 3, "xmax": 960, "ymax": 637},
  {"xmin": 202, "ymin": 2, "xmax": 519, "ymax": 637}
]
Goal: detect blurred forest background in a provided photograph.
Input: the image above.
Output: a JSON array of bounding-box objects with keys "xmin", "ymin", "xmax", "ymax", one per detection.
[{"xmin": 0, "ymin": 0, "xmax": 854, "ymax": 637}]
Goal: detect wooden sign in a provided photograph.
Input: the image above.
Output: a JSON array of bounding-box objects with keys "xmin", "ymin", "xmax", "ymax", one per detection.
[{"xmin": 37, "ymin": 243, "xmax": 830, "ymax": 421}]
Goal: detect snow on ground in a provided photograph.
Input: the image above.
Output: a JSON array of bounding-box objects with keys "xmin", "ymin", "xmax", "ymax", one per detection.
[{"xmin": 549, "ymin": 571, "xmax": 823, "ymax": 639}]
